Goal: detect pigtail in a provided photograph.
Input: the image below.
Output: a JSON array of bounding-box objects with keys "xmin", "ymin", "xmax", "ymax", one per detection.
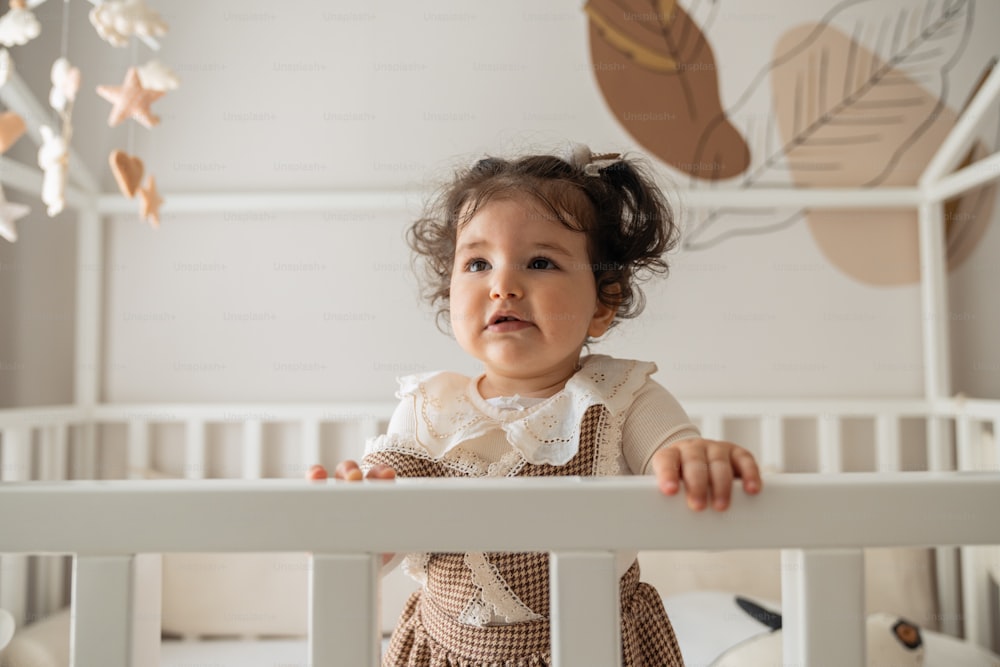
[{"xmin": 586, "ymin": 155, "xmax": 679, "ymax": 323}]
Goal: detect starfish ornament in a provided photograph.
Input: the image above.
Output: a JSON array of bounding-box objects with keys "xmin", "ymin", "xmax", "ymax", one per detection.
[
  {"xmin": 137, "ymin": 175, "xmax": 162, "ymax": 227},
  {"xmin": 0, "ymin": 185, "xmax": 31, "ymax": 242},
  {"xmin": 95, "ymin": 67, "xmax": 163, "ymax": 128}
]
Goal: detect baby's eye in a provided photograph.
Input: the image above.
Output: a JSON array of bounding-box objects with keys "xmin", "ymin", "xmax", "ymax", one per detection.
[
  {"xmin": 467, "ymin": 259, "xmax": 490, "ymax": 272},
  {"xmin": 528, "ymin": 257, "xmax": 557, "ymax": 270}
]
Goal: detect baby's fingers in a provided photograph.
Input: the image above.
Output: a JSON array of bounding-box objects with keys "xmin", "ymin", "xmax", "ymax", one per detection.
[
  {"xmin": 334, "ymin": 460, "xmax": 364, "ymax": 481},
  {"xmin": 733, "ymin": 448, "xmax": 762, "ymax": 495},
  {"xmin": 650, "ymin": 447, "xmax": 682, "ymax": 496},
  {"xmin": 365, "ymin": 464, "xmax": 397, "ymax": 480}
]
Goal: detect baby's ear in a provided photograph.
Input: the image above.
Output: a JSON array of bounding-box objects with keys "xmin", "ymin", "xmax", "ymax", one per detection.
[{"xmin": 588, "ymin": 297, "xmax": 617, "ymax": 338}]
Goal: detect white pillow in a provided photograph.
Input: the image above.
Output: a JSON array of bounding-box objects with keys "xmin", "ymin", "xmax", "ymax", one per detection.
[
  {"xmin": 639, "ymin": 546, "xmax": 939, "ymax": 630},
  {"xmin": 659, "ymin": 591, "xmax": 1000, "ymax": 667}
]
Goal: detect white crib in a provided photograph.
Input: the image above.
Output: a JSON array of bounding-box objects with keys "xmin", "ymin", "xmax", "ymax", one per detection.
[
  {"xmin": 2, "ymin": 57, "xmax": 1000, "ymax": 667},
  {"xmin": 1, "ymin": 399, "xmax": 999, "ymax": 666}
]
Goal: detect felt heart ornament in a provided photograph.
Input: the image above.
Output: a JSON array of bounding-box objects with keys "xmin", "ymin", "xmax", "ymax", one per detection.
[
  {"xmin": 0, "ymin": 111, "xmax": 26, "ymax": 153},
  {"xmin": 109, "ymin": 150, "xmax": 144, "ymax": 198}
]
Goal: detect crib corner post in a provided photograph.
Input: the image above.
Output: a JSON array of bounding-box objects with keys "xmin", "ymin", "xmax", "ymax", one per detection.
[{"xmin": 781, "ymin": 549, "xmax": 865, "ymax": 667}]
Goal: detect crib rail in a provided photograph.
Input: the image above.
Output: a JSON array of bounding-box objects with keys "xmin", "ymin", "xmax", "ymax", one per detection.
[
  {"xmin": 1, "ymin": 473, "xmax": 998, "ymax": 667},
  {"xmin": 2, "ymin": 396, "xmax": 999, "ymax": 660}
]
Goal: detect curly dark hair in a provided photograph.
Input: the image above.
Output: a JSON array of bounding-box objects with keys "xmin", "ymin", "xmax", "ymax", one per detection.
[{"xmin": 407, "ymin": 149, "xmax": 680, "ymax": 333}]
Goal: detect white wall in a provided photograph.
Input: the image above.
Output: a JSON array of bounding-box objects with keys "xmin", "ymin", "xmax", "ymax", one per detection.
[{"xmin": 1, "ymin": 0, "xmax": 999, "ymax": 406}]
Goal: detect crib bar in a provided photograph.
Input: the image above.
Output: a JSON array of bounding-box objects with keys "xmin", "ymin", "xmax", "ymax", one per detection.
[
  {"xmin": 956, "ymin": 416, "xmax": 992, "ymax": 648},
  {"xmin": 781, "ymin": 549, "xmax": 865, "ymax": 666},
  {"xmin": 185, "ymin": 419, "xmax": 206, "ymax": 479},
  {"xmin": 927, "ymin": 416, "xmax": 956, "ymax": 472},
  {"xmin": 927, "ymin": 415, "xmax": 961, "ymax": 636},
  {"xmin": 699, "ymin": 414, "xmax": 723, "ymax": 441},
  {"xmin": 960, "ymin": 545, "xmax": 991, "ymax": 648},
  {"xmin": 550, "ymin": 552, "xmax": 621, "ymax": 667},
  {"xmin": 956, "ymin": 415, "xmax": 974, "ymax": 470},
  {"xmin": 72, "ymin": 423, "xmax": 97, "ymax": 480},
  {"xmin": 127, "ymin": 420, "xmax": 150, "ymax": 473},
  {"xmin": 360, "ymin": 415, "xmax": 381, "ymax": 441},
  {"xmin": 758, "ymin": 414, "xmax": 784, "ymax": 471},
  {"xmin": 131, "ymin": 554, "xmax": 162, "ymax": 667},
  {"xmin": 994, "ymin": 419, "xmax": 1000, "ymax": 470},
  {"xmin": 817, "ymin": 415, "xmax": 842, "ymax": 473},
  {"xmin": 1, "ymin": 426, "xmax": 31, "ymax": 628},
  {"xmin": 309, "ymin": 554, "xmax": 380, "ymax": 667},
  {"xmin": 875, "ymin": 414, "xmax": 901, "ymax": 472},
  {"xmin": 301, "ymin": 418, "xmax": 321, "ymax": 472},
  {"xmin": 71, "ymin": 555, "xmax": 133, "ymax": 667},
  {"xmin": 43, "ymin": 424, "xmax": 69, "ymax": 612},
  {"xmin": 31, "ymin": 426, "xmax": 65, "ymax": 619},
  {"xmin": 242, "ymin": 419, "xmax": 263, "ymax": 479}
]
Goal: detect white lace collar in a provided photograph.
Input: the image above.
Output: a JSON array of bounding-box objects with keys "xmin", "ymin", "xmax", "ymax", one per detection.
[{"xmin": 396, "ymin": 355, "xmax": 656, "ymax": 465}]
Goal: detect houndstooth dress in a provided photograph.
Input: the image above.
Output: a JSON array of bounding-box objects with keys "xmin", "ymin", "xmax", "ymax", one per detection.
[{"xmin": 363, "ymin": 402, "xmax": 686, "ymax": 667}]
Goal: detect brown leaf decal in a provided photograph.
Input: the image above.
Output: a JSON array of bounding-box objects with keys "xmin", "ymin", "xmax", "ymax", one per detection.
[
  {"xmin": 683, "ymin": 0, "xmax": 992, "ymax": 284},
  {"xmin": 585, "ymin": 0, "xmax": 750, "ymax": 180},
  {"xmin": 771, "ymin": 20, "xmax": 959, "ymax": 187}
]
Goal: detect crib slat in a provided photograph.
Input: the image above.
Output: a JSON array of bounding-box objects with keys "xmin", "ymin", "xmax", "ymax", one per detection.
[
  {"xmin": 43, "ymin": 424, "xmax": 69, "ymax": 611},
  {"xmin": 954, "ymin": 415, "xmax": 975, "ymax": 471},
  {"xmin": 360, "ymin": 415, "xmax": 380, "ymax": 441},
  {"xmin": 927, "ymin": 415, "xmax": 961, "ymax": 636},
  {"xmin": 956, "ymin": 416, "xmax": 992, "ymax": 648},
  {"xmin": 759, "ymin": 414, "xmax": 784, "ymax": 471},
  {"xmin": 817, "ymin": 415, "xmax": 842, "ymax": 473},
  {"xmin": 242, "ymin": 419, "xmax": 263, "ymax": 479},
  {"xmin": 72, "ymin": 422, "xmax": 97, "ymax": 480},
  {"xmin": 301, "ymin": 417, "xmax": 321, "ymax": 472},
  {"xmin": 993, "ymin": 419, "xmax": 1000, "ymax": 470},
  {"xmin": 781, "ymin": 549, "xmax": 865, "ymax": 666},
  {"xmin": 699, "ymin": 414, "xmax": 723, "ymax": 441},
  {"xmin": 131, "ymin": 554, "xmax": 163, "ymax": 667},
  {"xmin": 185, "ymin": 419, "xmax": 206, "ymax": 479},
  {"xmin": 1, "ymin": 426, "xmax": 31, "ymax": 628},
  {"xmin": 31, "ymin": 426, "xmax": 67, "ymax": 618},
  {"xmin": 550, "ymin": 552, "xmax": 621, "ymax": 667},
  {"xmin": 309, "ymin": 554, "xmax": 380, "ymax": 667},
  {"xmin": 72, "ymin": 555, "xmax": 133, "ymax": 667},
  {"xmin": 875, "ymin": 414, "xmax": 901, "ymax": 472},
  {"xmin": 926, "ymin": 415, "xmax": 954, "ymax": 472},
  {"xmin": 127, "ymin": 419, "xmax": 151, "ymax": 473},
  {"xmin": 960, "ymin": 544, "xmax": 991, "ymax": 648}
]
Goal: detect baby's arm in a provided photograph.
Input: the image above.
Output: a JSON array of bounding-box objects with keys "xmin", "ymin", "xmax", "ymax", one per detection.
[{"xmin": 624, "ymin": 379, "xmax": 762, "ymax": 511}]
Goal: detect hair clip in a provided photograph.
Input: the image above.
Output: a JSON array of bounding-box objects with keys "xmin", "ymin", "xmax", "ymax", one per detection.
[{"xmin": 584, "ymin": 153, "xmax": 622, "ymax": 177}]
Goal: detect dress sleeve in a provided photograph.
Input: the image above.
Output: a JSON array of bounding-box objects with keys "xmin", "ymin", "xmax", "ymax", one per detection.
[{"xmin": 620, "ymin": 378, "xmax": 700, "ymax": 474}]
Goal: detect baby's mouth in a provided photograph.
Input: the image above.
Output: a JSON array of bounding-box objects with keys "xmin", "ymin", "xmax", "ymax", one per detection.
[{"xmin": 486, "ymin": 314, "xmax": 533, "ymax": 331}]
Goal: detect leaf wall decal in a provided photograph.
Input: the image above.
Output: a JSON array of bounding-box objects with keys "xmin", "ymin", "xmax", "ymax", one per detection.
[
  {"xmin": 585, "ymin": 0, "xmax": 751, "ymax": 180},
  {"xmin": 770, "ymin": 11, "xmax": 967, "ymax": 187},
  {"xmin": 683, "ymin": 0, "xmax": 983, "ymax": 269}
]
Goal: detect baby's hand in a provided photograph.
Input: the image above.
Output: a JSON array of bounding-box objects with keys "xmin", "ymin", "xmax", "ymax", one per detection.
[
  {"xmin": 650, "ymin": 438, "xmax": 761, "ymax": 511},
  {"xmin": 330, "ymin": 460, "xmax": 396, "ymax": 481}
]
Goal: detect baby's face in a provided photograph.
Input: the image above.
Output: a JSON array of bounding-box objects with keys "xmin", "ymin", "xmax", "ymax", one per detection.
[{"xmin": 449, "ymin": 195, "xmax": 614, "ymax": 390}]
